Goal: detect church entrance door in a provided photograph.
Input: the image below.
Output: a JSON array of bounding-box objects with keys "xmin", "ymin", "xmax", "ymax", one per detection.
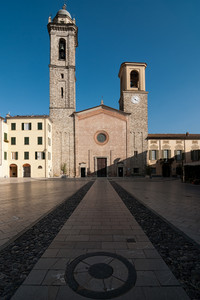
[
  {"xmin": 97, "ymin": 158, "xmax": 107, "ymax": 177},
  {"xmin": 118, "ymin": 167, "xmax": 123, "ymax": 177},
  {"xmin": 81, "ymin": 168, "xmax": 86, "ymax": 177}
]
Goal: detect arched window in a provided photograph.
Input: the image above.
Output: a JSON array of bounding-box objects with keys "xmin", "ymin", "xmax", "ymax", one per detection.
[
  {"xmin": 59, "ymin": 39, "xmax": 66, "ymax": 60},
  {"xmin": 130, "ymin": 70, "xmax": 139, "ymax": 88}
]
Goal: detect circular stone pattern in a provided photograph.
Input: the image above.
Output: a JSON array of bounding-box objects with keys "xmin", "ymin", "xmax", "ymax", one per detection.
[{"xmin": 65, "ymin": 252, "xmax": 137, "ymax": 299}]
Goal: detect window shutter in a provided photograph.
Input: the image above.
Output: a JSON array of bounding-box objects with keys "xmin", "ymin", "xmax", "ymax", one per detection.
[
  {"xmin": 198, "ymin": 150, "xmax": 200, "ymax": 161},
  {"xmin": 16, "ymin": 152, "xmax": 18, "ymax": 160},
  {"xmin": 161, "ymin": 150, "xmax": 164, "ymax": 159},
  {"xmin": 43, "ymin": 152, "xmax": 45, "ymax": 159},
  {"xmin": 168, "ymin": 150, "xmax": 171, "ymax": 158},
  {"xmin": 174, "ymin": 150, "xmax": 177, "ymax": 161},
  {"xmin": 29, "ymin": 123, "xmax": 32, "ymax": 130},
  {"xmin": 22, "ymin": 123, "xmax": 24, "ymax": 130},
  {"xmin": 35, "ymin": 152, "xmax": 37, "ymax": 160},
  {"xmin": 156, "ymin": 150, "xmax": 159, "ymax": 160},
  {"xmin": 149, "ymin": 150, "xmax": 152, "ymax": 160}
]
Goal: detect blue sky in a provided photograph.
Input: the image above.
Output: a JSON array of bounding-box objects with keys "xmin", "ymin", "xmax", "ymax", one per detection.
[{"xmin": 0, "ymin": 0, "xmax": 200, "ymax": 133}]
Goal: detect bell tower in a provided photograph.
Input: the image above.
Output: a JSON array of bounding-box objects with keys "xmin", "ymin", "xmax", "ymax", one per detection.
[
  {"xmin": 47, "ymin": 5, "xmax": 78, "ymax": 177},
  {"xmin": 118, "ymin": 62, "xmax": 148, "ymax": 175}
]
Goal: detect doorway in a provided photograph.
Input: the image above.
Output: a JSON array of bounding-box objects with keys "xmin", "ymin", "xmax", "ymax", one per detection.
[
  {"xmin": 23, "ymin": 164, "xmax": 31, "ymax": 177},
  {"xmin": 81, "ymin": 167, "xmax": 86, "ymax": 177},
  {"xmin": 162, "ymin": 163, "xmax": 171, "ymax": 177},
  {"xmin": 118, "ymin": 167, "xmax": 123, "ymax": 177},
  {"xmin": 10, "ymin": 164, "xmax": 17, "ymax": 177},
  {"xmin": 97, "ymin": 158, "xmax": 107, "ymax": 177}
]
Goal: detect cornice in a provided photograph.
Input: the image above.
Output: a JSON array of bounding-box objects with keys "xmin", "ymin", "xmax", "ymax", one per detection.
[{"xmin": 49, "ymin": 65, "xmax": 76, "ymax": 70}]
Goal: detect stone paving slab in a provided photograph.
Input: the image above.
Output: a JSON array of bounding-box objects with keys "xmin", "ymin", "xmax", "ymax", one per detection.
[
  {"xmin": 115, "ymin": 178, "xmax": 200, "ymax": 245},
  {"xmin": 0, "ymin": 179, "xmax": 89, "ymax": 249},
  {"xmin": 12, "ymin": 179, "xmax": 189, "ymax": 300}
]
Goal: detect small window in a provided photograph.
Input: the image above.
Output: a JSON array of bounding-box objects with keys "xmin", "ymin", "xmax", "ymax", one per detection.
[
  {"xmin": 11, "ymin": 123, "xmax": 16, "ymax": 130},
  {"xmin": 149, "ymin": 150, "xmax": 157, "ymax": 160},
  {"xmin": 61, "ymin": 73, "xmax": 64, "ymax": 79},
  {"xmin": 61, "ymin": 87, "xmax": 64, "ymax": 98},
  {"xmin": 11, "ymin": 152, "xmax": 18, "ymax": 160},
  {"xmin": 38, "ymin": 122, "xmax": 42, "ymax": 130},
  {"xmin": 191, "ymin": 150, "xmax": 200, "ymax": 161},
  {"xmin": 4, "ymin": 133, "xmax": 8, "ymax": 141},
  {"xmin": 59, "ymin": 38, "xmax": 66, "ymax": 60},
  {"xmin": 35, "ymin": 151, "xmax": 45, "ymax": 160},
  {"xmin": 163, "ymin": 150, "xmax": 170, "ymax": 159},
  {"xmin": 24, "ymin": 137, "xmax": 29, "ymax": 145},
  {"xmin": 24, "ymin": 152, "xmax": 29, "ymax": 160},
  {"xmin": 134, "ymin": 151, "xmax": 138, "ymax": 157},
  {"xmin": 11, "ymin": 137, "xmax": 16, "ymax": 145},
  {"xmin": 176, "ymin": 150, "xmax": 182, "ymax": 161},
  {"xmin": 22, "ymin": 123, "xmax": 31, "ymax": 130},
  {"xmin": 4, "ymin": 152, "xmax": 7, "ymax": 160},
  {"xmin": 130, "ymin": 70, "xmax": 139, "ymax": 88},
  {"xmin": 38, "ymin": 165, "xmax": 43, "ymax": 169},
  {"xmin": 37, "ymin": 137, "xmax": 43, "ymax": 145}
]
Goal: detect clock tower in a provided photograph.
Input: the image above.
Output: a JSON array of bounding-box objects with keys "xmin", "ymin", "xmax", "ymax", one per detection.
[{"xmin": 118, "ymin": 62, "xmax": 148, "ymax": 175}]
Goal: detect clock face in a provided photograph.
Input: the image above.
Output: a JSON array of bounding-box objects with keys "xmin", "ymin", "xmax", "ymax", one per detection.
[{"xmin": 131, "ymin": 96, "xmax": 140, "ymax": 104}]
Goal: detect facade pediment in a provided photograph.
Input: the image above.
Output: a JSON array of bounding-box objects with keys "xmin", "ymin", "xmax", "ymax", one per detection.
[{"xmin": 75, "ymin": 105, "xmax": 130, "ymax": 121}]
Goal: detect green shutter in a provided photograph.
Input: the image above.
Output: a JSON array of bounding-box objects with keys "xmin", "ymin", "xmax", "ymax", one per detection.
[
  {"xmin": 35, "ymin": 152, "xmax": 37, "ymax": 160},
  {"xmin": 38, "ymin": 137, "xmax": 42, "ymax": 145},
  {"xmin": 168, "ymin": 150, "xmax": 171, "ymax": 158},
  {"xmin": 161, "ymin": 150, "xmax": 164, "ymax": 159},
  {"xmin": 29, "ymin": 123, "xmax": 32, "ymax": 130},
  {"xmin": 43, "ymin": 152, "xmax": 45, "ymax": 159},
  {"xmin": 16, "ymin": 152, "xmax": 18, "ymax": 160},
  {"xmin": 174, "ymin": 150, "xmax": 177, "ymax": 161},
  {"xmin": 38, "ymin": 122, "xmax": 42, "ymax": 130},
  {"xmin": 22, "ymin": 123, "xmax": 24, "ymax": 130},
  {"xmin": 149, "ymin": 150, "xmax": 152, "ymax": 160},
  {"xmin": 156, "ymin": 150, "xmax": 159, "ymax": 160},
  {"xmin": 4, "ymin": 152, "xmax": 7, "ymax": 160}
]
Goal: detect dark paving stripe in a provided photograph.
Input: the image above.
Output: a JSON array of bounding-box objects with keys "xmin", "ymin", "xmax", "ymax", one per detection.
[
  {"xmin": 0, "ymin": 181, "xmax": 94, "ymax": 299},
  {"xmin": 110, "ymin": 180, "xmax": 200, "ymax": 300}
]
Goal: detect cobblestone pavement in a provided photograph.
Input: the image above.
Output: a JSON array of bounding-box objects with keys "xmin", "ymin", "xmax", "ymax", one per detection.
[
  {"xmin": 115, "ymin": 178, "xmax": 200, "ymax": 245},
  {"xmin": 12, "ymin": 179, "xmax": 189, "ymax": 300},
  {"xmin": 0, "ymin": 178, "xmax": 90, "ymax": 249}
]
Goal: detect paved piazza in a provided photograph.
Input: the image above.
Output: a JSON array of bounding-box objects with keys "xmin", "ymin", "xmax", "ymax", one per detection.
[
  {"xmin": 0, "ymin": 177, "xmax": 199, "ymax": 299},
  {"xmin": 115, "ymin": 178, "xmax": 200, "ymax": 245},
  {"xmin": 0, "ymin": 178, "xmax": 89, "ymax": 249}
]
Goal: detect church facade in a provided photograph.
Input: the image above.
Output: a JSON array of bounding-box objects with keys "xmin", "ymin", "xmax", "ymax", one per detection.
[
  {"xmin": 48, "ymin": 6, "xmax": 148, "ymax": 178},
  {"xmin": 0, "ymin": 5, "xmax": 199, "ymax": 179}
]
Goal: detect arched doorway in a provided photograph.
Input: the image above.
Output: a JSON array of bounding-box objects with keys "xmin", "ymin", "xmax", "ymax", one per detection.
[
  {"xmin": 23, "ymin": 164, "xmax": 31, "ymax": 177},
  {"xmin": 10, "ymin": 164, "xmax": 18, "ymax": 177}
]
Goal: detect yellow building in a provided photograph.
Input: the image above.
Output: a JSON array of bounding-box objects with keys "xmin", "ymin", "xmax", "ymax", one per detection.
[
  {"xmin": 147, "ymin": 133, "xmax": 200, "ymax": 178},
  {"xmin": 0, "ymin": 117, "xmax": 9, "ymax": 177},
  {"xmin": 6, "ymin": 115, "xmax": 52, "ymax": 178}
]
